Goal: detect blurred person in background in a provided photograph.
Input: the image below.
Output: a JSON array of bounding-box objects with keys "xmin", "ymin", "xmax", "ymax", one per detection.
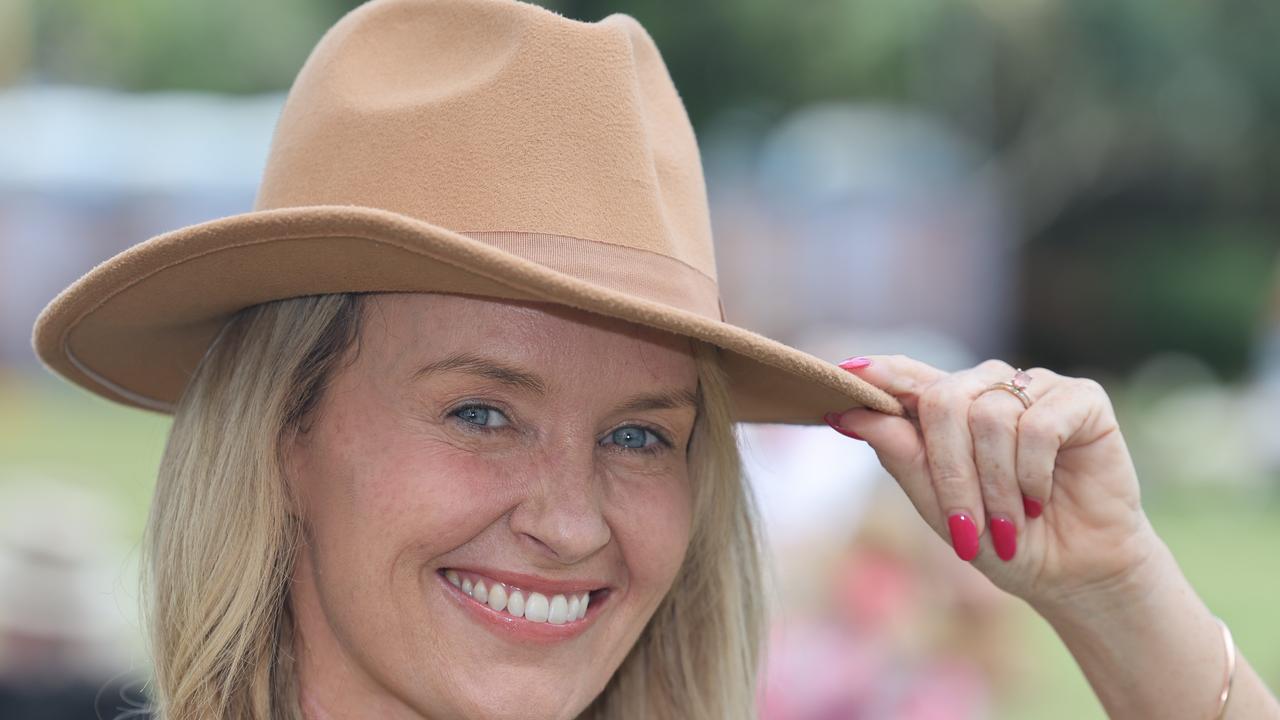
[
  {"xmin": 757, "ymin": 483, "xmax": 1014, "ymax": 720},
  {"xmin": 0, "ymin": 480, "xmax": 146, "ymax": 719}
]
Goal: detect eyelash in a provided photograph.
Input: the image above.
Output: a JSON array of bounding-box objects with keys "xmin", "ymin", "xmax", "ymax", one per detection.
[{"xmin": 447, "ymin": 402, "xmax": 672, "ymax": 456}]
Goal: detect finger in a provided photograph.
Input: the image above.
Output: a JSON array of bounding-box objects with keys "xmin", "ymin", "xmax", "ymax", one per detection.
[
  {"xmin": 834, "ymin": 354, "xmax": 949, "ymax": 419},
  {"xmin": 969, "ymin": 384, "xmax": 1030, "ymax": 562},
  {"xmin": 1014, "ymin": 372, "xmax": 1111, "ymax": 512},
  {"xmin": 917, "ymin": 359, "xmax": 1016, "ymax": 561},
  {"xmin": 829, "ymin": 353, "xmax": 950, "ymax": 535},
  {"xmin": 830, "ymin": 406, "xmax": 945, "ymax": 535}
]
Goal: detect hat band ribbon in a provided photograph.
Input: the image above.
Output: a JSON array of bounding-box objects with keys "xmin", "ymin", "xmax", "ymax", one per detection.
[{"xmin": 459, "ymin": 230, "xmax": 723, "ymax": 322}]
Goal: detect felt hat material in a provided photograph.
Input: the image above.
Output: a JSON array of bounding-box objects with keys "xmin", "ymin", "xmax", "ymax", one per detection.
[{"xmin": 31, "ymin": 0, "xmax": 905, "ymax": 423}]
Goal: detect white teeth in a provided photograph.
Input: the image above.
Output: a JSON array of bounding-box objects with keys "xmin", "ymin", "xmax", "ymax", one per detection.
[
  {"xmin": 548, "ymin": 594, "xmax": 569, "ymax": 624},
  {"xmin": 525, "ymin": 592, "xmax": 550, "ymax": 623},
  {"xmin": 444, "ymin": 570, "xmax": 599, "ymax": 624},
  {"xmin": 507, "ymin": 590, "xmax": 525, "ymax": 618},
  {"xmin": 487, "ymin": 583, "xmax": 507, "ymax": 612}
]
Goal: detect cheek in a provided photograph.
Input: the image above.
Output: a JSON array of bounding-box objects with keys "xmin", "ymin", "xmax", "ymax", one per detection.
[
  {"xmin": 322, "ymin": 437, "xmax": 517, "ymax": 561},
  {"xmin": 300, "ymin": 404, "xmax": 519, "ymax": 595},
  {"xmin": 609, "ymin": 469, "xmax": 694, "ymax": 595},
  {"xmin": 298, "ymin": 415, "xmax": 524, "ymax": 672}
]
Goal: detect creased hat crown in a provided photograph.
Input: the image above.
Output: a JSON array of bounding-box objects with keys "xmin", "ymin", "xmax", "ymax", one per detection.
[{"xmin": 257, "ymin": 0, "xmax": 721, "ymax": 318}]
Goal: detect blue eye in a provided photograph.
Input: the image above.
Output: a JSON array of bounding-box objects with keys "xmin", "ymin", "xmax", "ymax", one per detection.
[
  {"xmin": 451, "ymin": 404, "xmax": 510, "ymax": 429},
  {"xmin": 449, "ymin": 403, "xmax": 670, "ymax": 455},
  {"xmin": 603, "ymin": 425, "xmax": 669, "ymax": 455}
]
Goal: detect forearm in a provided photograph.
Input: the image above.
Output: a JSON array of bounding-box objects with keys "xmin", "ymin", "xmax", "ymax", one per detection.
[{"xmin": 1033, "ymin": 533, "xmax": 1280, "ymax": 719}]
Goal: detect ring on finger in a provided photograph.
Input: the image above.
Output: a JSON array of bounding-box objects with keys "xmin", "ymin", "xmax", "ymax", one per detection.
[{"xmin": 978, "ymin": 368, "xmax": 1034, "ymax": 409}]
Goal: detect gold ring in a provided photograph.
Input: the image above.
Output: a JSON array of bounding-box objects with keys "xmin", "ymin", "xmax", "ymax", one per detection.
[{"xmin": 979, "ymin": 368, "xmax": 1033, "ymax": 409}]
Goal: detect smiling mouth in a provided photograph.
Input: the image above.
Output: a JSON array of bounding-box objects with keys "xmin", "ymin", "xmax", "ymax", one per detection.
[{"xmin": 437, "ymin": 568, "xmax": 610, "ymax": 625}]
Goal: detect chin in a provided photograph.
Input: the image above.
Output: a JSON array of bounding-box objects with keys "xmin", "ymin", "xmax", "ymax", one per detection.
[{"xmin": 440, "ymin": 677, "xmax": 599, "ymax": 720}]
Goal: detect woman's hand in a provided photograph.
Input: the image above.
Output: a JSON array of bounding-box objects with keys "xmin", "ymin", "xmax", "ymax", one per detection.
[
  {"xmin": 825, "ymin": 355, "xmax": 1162, "ymax": 613},
  {"xmin": 826, "ymin": 355, "xmax": 1280, "ymax": 719}
]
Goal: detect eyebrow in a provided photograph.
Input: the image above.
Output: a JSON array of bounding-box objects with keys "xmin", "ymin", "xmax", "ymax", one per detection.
[
  {"xmin": 410, "ymin": 351, "xmax": 699, "ymax": 412},
  {"xmin": 412, "ymin": 351, "xmax": 548, "ymax": 395}
]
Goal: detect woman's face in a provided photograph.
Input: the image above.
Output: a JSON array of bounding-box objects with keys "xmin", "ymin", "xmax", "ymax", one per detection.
[{"xmin": 285, "ymin": 292, "xmax": 700, "ymax": 720}]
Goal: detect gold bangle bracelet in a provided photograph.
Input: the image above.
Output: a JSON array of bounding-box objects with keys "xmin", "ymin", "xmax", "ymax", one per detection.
[{"xmin": 1213, "ymin": 615, "xmax": 1237, "ymax": 719}]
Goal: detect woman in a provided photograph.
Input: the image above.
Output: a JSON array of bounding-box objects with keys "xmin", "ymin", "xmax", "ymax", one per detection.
[
  {"xmin": 147, "ymin": 291, "xmax": 755, "ymax": 719},
  {"xmin": 29, "ymin": 0, "xmax": 1279, "ymax": 718}
]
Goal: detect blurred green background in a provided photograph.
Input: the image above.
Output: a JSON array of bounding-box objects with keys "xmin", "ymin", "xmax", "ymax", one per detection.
[{"xmin": 2, "ymin": 0, "xmax": 1277, "ymax": 718}]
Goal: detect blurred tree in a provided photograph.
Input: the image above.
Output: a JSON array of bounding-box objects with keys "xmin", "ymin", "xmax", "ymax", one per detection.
[
  {"xmin": 28, "ymin": 0, "xmax": 336, "ymax": 92},
  {"xmin": 24, "ymin": 0, "xmax": 1280, "ymax": 221},
  {"xmin": 0, "ymin": 0, "xmax": 32, "ymax": 85}
]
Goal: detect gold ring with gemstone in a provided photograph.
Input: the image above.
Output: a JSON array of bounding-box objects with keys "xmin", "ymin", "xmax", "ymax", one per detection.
[{"xmin": 980, "ymin": 368, "xmax": 1033, "ymax": 409}]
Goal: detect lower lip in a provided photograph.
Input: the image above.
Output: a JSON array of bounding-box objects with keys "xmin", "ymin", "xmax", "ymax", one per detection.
[{"xmin": 435, "ymin": 570, "xmax": 610, "ymax": 644}]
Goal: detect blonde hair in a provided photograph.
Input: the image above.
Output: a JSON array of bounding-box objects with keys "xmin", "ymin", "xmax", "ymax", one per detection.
[{"xmin": 141, "ymin": 293, "xmax": 768, "ymax": 720}]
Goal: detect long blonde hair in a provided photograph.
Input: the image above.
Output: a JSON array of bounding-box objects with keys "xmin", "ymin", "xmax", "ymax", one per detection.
[{"xmin": 141, "ymin": 292, "xmax": 768, "ymax": 719}]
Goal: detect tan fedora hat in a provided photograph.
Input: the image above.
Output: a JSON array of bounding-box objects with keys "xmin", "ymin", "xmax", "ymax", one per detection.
[{"xmin": 30, "ymin": 0, "xmax": 905, "ymax": 424}]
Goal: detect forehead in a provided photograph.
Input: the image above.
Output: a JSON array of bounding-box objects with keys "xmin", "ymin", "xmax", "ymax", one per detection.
[{"xmin": 359, "ymin": 292, "xmax": 696, "ymax": 377}]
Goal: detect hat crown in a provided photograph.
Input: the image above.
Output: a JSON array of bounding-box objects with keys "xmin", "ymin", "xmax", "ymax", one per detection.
[
  {"xmin": 30, "ymin": 0, "xmax": 904, "ymax": 424},
  {"xmin": 255, "ymin": 0, "xmax": 718, "ymax": 286}
]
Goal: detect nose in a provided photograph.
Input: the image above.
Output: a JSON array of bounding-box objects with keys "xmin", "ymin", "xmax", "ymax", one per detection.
[{"xmin": 507, "ymin": 451, "xmax": 612, "ymax": 565}]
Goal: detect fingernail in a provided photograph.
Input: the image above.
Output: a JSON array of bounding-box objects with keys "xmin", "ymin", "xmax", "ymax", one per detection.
[
  {"xmin": 947, "ymin": 512, "xmax": 979, "ymax": 561},
  {"xmin": 990, "ymin": 515, "xmax": 1017, "ymax": 561},
  {"xmin": 1023, "ymin": 495, "xmax": 1043, "ymax": 519},
  {"xmin": 838, "ymin": 356, "xmax": 872, "ymax": 370},
  {"xmin": 822, "ymin": 411, "xmax": 864, "ymax": 441}
]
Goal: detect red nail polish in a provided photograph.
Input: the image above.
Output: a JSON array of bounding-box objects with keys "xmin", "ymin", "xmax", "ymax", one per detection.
[
  {"xmin": 990, "ymin": 515, "xmax": 1017, "ymax": 561},
  {"xmin": 1023, "ymin": 495, "xmax": 1043, "ymax": 519},
  {"xmin": 838, "ymin": 356, "xmax": 872, "ymax": 370},
  {"xmin": 947, "ymin": 512, "xmax": 979, "ymax": 561},
  {"xmin": 822, "ymin": 412, "xmax": 864, "ymax": 440}
]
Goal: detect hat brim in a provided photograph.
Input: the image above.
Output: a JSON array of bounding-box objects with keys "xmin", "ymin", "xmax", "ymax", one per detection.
[{"xmin": 31, "ymin": 205, "xmax": 905, "ymax": 423}]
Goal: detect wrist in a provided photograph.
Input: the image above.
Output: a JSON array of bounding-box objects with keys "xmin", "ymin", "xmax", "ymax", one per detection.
[
  {"xmin": 1029, "ymin": 523, "xmax": 1229, "ymax": 719},
  {"xmin": 1029, "ymin": 517, "xmax": 1173, "ymax": 625}
]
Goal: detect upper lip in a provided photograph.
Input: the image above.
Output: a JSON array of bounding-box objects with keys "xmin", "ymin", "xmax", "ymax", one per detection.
[{"xmin": 441, "ymin": 566, "xmax": 612, "ymax": 595}]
